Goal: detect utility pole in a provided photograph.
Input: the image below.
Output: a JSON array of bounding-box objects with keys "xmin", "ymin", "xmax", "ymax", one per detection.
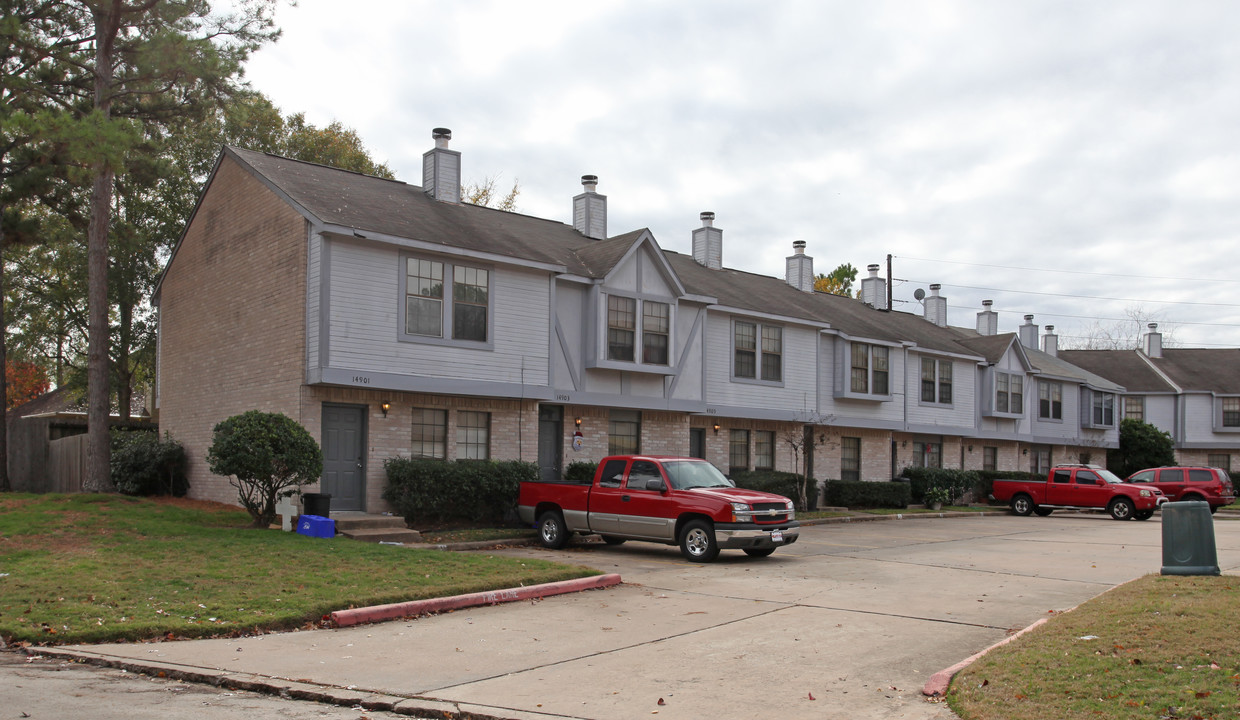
[{"xmin": 886, "ymin": 254, "xmax": 893, "ymax": 311}]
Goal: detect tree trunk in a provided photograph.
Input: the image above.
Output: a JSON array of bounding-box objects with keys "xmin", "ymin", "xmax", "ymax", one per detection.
[
  {"xmin": 83, "ymin": 4, "xmax": 119, "ymax": 493},
  {"xmin": 116, "ymin": 300, "xmax": 132, "ymax": 420},
  {"xmin": 0, "ymin": 201, "xmax": 9, "ymax": 492}
]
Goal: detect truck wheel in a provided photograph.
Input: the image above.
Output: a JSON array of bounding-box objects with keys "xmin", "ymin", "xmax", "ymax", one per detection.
[
  {"xmin": 743, "ymin": 547, "xmax": 776, "ymax": 558},
  {"xmin": 1108, "ymin": 498, "xmax": 1134, "ymax": 521},
  {"xmin": 1011, "ymin": 494, "xmax": 1035, "ymax": 516},
  {"xmin": 1034, "ymin": 507, "xmax": 1054, "ymax": 516},
  {"xmin": 600, "ymin": 535, "xmax": 627, "ymax": 545},
  {"xmin": 1134, "ymin": 510, "xmax": 1154, "ymax": 521},
  {"xmin": 679, "ymin": 519, "xmax": 720, "ymax": 562},
  {"xmin": 537, "ymin": 510, "xmax": 570, "ymax": 549}
]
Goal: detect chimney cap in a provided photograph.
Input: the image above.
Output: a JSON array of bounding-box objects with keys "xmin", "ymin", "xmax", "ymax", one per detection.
[
  {"xmin": 1024, "ymin": 314, "xmax": 1035, "ymax": 322},
  {"xmin": 792, "ymin": 240, "xmax": 806, "ymax": 253},
  {"xmin": 867, "ymin": 263, "xmax": 880, "ymax": 272},
  {"xmin": 581, "ymin": 174, "xmax": 598, "ymax": 185},
  {"xmin": 432, "ymin": 127, "xmax": 452, "ymax": 139},
  {"xmin": 1148, "ymin": 323, "xmax": 1159, "ymax": 330},
  {"xmin": 1045, "ymin": 325, "xmax": 1055, "ymax": 332},
  {"xmin": 982, "ymin": 299, "xmax": 993, "ymax": 308}
]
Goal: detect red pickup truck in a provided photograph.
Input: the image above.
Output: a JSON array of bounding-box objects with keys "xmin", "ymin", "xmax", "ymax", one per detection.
[
  {"xmin": 991, "ymin": 464, "xmax": 1165, "ymax": 521},
  {"xmin": 518, "ymin": 455, "xmax": 800, "ymax": 562}
]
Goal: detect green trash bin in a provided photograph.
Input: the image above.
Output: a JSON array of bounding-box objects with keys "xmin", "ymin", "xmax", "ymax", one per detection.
[{"xmin": 1161, "ymin": 500, "xmax": 1220, "ymax": 576}]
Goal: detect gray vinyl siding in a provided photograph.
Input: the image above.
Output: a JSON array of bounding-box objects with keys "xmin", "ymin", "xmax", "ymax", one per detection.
[
  {"xmin": 704, "ymin": 312, "xmax": 817, "ymax": 414},
  {"xmin": 326, "ymin": 238, "xmax": 549, "ymax": 385},
  {"xmin": 306, "ymin": 231, "xmax": 322, "ymax": 380},
  {"xmin": 816, "ymin": 334, "xmax": 906, "ymax": 424},
  {"xmin": 906, "ymin": 354, "xmax": 975, "ymax": 432}
]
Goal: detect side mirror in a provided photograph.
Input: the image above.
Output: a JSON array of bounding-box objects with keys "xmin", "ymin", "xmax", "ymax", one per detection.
[{"xmin": 646, "ymin": 478, "xmax": 667, "ymax": 492}]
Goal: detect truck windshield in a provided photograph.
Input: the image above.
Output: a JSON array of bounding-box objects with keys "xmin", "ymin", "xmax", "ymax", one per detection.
[
  {"xmin": 663, "ymin": 460, "xmax": 734, "ymax": 490},
  {"xmin": 1099, "ymin": 469, "xmax": 1125, "ymax": 484}
]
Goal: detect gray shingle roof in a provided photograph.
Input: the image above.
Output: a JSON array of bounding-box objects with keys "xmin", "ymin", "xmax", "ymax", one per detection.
[
  {"xmin": 1059, "ymin": 350, "xmax": 1175, "ymax": 393},
  {"xmin": 1152, "ymin": 349, "xmax": 1240, "ymax": 394}
]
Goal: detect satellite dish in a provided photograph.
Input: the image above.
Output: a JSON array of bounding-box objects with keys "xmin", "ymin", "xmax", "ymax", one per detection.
[{"xmin": 913, "ymin": 288, "xmax": 926, "ymax": 301}]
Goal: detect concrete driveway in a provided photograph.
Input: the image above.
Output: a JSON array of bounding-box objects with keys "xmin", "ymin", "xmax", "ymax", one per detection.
[{"xmin": 39, "ymin": 513, "xmax": 1240, "ymax": 720}]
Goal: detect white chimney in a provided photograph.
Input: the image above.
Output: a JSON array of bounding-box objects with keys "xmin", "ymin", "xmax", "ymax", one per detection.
[
  {"xmin": 1019, "ymin": 315, "xmax": 1038, "ymax": 349},
  {"xmin": 1042, "ymin": 325, "xmax": 1058, "ymax": 357},
  {"xmin": 1145, "ymin": 323, "xmax": 1162, "ymax": 358},
  {"xmin": 572, "ymin": 175, "xmax": 607, "ymax": 240},
  {"xmin": 785, "ymin": 241, "xmax": 814, "ymax": 292},
  {"xmin": 976, "ymin": 300, "xmax": 998, "ymax": 336},
  {"xmin": 860, "ymin": 263, "xmax": 887, "ymax": 309},
  {"xmin": 923, "ymin": 284, "xmax": 948, "ymax": 326},
  {"xmin": 422, "ymin": 128, "xmax": 460, "ymax": 203},
  {"xmin": 691, "ymin": 211, "xmax": 722, "ymax": 269}
]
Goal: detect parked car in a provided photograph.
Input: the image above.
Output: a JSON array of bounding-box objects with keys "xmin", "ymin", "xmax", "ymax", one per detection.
[
  {"xmin": 1125, "ymin": 466, "xmax": 1236, "ymax": 513},
  {"xmin": 991, "ymin": 464, "xmax": 1164, "ymax": 520},
  {"xmin": 518, "ymin": 455, "xmax": 799, "ymax": 562}
]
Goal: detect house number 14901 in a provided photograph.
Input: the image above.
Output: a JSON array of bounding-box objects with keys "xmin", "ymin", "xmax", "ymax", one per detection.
[{"xmin": 352, "ymin": 376, "xmax": 371, "ymax": 384}]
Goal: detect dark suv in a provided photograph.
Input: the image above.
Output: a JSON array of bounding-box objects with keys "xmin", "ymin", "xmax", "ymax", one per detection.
[{"xmin": 1125, "ymin": 466, "xmax": 1236, "ymax": 513}]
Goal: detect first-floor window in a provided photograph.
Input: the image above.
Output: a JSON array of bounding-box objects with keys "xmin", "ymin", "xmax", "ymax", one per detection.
[
  {"xmin": 983, "ymin": 446, "xmax": 998, "ymax": 472},
  {"xmin": 912, "ymin": 441, "xmax": 942, "ymax": 468},
  {"xmin": 754, "ymin": 430, "xmax": 775, "ymax": 470},
  {"xmin": 1038, "ymin": 381, "xmax": 1063, "ymax": 420},
  {"xmin": 609, "ymin": 410, "xmax": 640, "ymax": 454},
  {"xmin": 456, "ymin": 411, "xmax": 490, "ymax": 459},
  {"xmin": 840, "ymin": 436, "xmax": 861, "ymax": 482},
  {"xmin": 1207, "ymin": 454, "xmax": 1231, "ymax": 472},
  {"xmin": 729, "ymin": 429, "xmax": 750, "ymax": 474},
  {"xmin": 1030, "ymin": 446, "xmax": 1051, "ymax": 474},
  {"xmin": 412, "ymin": 408, "xmax": 447, "ymax": 459},
  {"xmin": 1223, "ymin": 398, "xmax": 1240, "ymax": 427},
  {"xmin": 921, "ymin": 358, "xmax": 952, "ymax": 404},
  {"xmin": 1124, "ymin": 396, "xmax": 1145, "ymax": 421}
]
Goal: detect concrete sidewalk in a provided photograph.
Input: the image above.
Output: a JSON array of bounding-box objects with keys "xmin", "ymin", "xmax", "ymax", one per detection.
[{"xmin": 33, "ymin": 513, "xmax": 1240, "ymax": 720}]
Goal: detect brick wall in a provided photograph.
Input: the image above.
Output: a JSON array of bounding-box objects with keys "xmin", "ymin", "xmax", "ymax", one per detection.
[{"xmin": 158, "ymin": 156, "xmax": 309, "ymax": 506}]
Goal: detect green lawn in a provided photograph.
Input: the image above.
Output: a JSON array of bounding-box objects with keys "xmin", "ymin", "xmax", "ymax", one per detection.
[
  {"xmin": 0, "ymin": 494, "xmax": 598, "ymax": 645},
  {"xmin": 948, "ymin": 574, "xmax": 1240, "ymax": 720}
]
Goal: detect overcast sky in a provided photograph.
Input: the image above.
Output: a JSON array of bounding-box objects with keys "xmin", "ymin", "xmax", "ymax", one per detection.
[{"xmin": 241, "ymin": 0, "xmax": 1240, "ymax": 348}]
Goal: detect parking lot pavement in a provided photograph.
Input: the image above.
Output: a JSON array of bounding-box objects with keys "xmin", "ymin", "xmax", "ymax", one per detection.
[{"xmin": 38, "ymin": 514, "xmax": 1239, "ymax": 720}]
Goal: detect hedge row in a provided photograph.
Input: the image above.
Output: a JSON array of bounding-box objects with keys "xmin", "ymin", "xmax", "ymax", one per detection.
[
  {"xmin": 824, "ymin": 479, "xmax": 911, "ymax": 508},
  {"xmin": 382, "ymin": 458, "xmax": 538, "ymax": 525},
  {"xmin": 110, "ymin": 430, "xmax": 188, "ymax": 497},
  {"xmin": 729, "ymin": 470, "xmax": 805, "ymax": 506}
]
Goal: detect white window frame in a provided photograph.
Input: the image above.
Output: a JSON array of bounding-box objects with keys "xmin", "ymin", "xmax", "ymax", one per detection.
[
  {"xmin": 1088, "ymin": 391, "xmax": 1116, "ymax": 428},
  {"xmin": 399, "ymin": 253, "xmax": 493, "ymax": 349},
  {"xmin": 731, "ymin": 318, "xmax": 784, "ymax": 386}
]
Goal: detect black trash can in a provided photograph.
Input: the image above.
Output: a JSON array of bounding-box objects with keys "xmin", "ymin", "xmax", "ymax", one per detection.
[
  {"xmin": 1161, "ymin": 500, "xmax": 1220, "ymax": 576},
  {"xmin": 302, "ymin": 492, "xmax": 332, "ymax": 518}
]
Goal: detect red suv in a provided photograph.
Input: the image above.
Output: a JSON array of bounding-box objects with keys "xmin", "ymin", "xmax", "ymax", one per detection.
[{"xmin": 1126, "ymin": 466, "xmax": 1236, "ymax": 513}]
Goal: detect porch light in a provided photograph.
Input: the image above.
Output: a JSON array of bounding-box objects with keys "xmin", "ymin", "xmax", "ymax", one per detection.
[{"xmin": 381, "ymin": 401, "xmax": 391, "ymax": 418}]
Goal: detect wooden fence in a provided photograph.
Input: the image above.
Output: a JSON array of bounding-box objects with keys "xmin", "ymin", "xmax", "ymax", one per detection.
[{"xmin": 46, "ymin": 434, "xmax": 88, "ymax": 494}]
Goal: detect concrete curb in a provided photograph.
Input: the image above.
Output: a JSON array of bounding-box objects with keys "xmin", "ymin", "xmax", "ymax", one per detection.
[
  {"xmin": 330, "ymin": 573, "xmax": 623, "ymax": 627},
  {"xmin": 921, "ymin": 618, "xmax": 1049, "ymax": 697}
]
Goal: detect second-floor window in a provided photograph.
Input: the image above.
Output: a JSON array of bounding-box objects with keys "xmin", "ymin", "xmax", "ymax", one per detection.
[
  {"xmin": 642, "ymin": 301, "xmax": 670, "ymax": 364},
  {"xmin": 607, "ymin": 296, "xmax": 636, "ymax": 361},
  {"xmin": 921, "ymin": 358, "xmax": 952, "ymax": 405},
  {"xmin": 1038, "ymin": 381, "xmax": 1063, "ymax": 420},
  {"xmin": 850, "ymin": 343, "xmax": 889, "ymax": 395},
  {"xmin": 734, "ymin": 321, "xmax": 782, "ymax": 382},
  {"xmin": 1092, "ymin": 392, "xmax": 1115, "ymax": 427},
  {"xmin": 403, "ymin": 256, "xmax": 490, "ymax": 343},
  {"xmin": 995, "ymin": 372, "xmax": 1023, "ymax": 414},
  {"xmin": 1223, "ymin": 398, "xmax": 1240, "ymax": 427}
]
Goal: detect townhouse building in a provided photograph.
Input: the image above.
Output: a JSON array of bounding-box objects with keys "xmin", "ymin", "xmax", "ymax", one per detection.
[
  {"xmin": 154, "ymin": 129, "xmax": 1122, "ymax": 512},
  {"xmin": 1061, "ymin": 327, "xmax": 1240, "ymax": 472}
]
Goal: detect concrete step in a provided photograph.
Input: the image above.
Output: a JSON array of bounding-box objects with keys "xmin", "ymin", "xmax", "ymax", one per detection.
[
  {"xmin": 332, "ymin": 515, "xmax": 409, "ymax": 532},
  {"xmin": 339, "ymin": 527, "xmax": 424, "ymax": 544}
]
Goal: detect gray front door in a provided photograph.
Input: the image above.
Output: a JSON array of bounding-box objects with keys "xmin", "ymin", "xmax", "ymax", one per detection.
[
  {"xmin": 322, "ymin": 404, "xmax": 365, "ymax": 511},
  {"xmin": 538, "ymin": 405, "xmax": 563, "ymax": 482}
]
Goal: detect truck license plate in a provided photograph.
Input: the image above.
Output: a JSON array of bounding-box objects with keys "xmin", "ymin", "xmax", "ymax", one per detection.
[{"xmin": 771, "ymin": 530, "xmax": 784, "ymax": 543}]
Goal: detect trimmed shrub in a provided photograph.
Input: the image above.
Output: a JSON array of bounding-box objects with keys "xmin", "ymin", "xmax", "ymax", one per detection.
[
  {"xmin": 110, "ymin": 430, "xmax": 188, "ymax": 497},
  {"xmin": 564, "ymin": 461, "xmax": 598, "ymax": 485},
  {"xmin": 730, "ymin": 470, "xmax": 805, "ymax": 507},
  {"xmin": 206, "ymin": 411, "xmax": 323, "ymax": 528},
  {"xmin": 898, "ymin": 467, "xmax": 981, "ymax": 504},
  {"xmin": 383, "ymin": 458, "xmax": 538, "ymax": 525},
  {"xmin": 974, "ymin": 470, "xmax": 1042, "ymax": 504},
  {"xmin": 825, "ymin": 479, "xmax": 911, "ymax": 509}
]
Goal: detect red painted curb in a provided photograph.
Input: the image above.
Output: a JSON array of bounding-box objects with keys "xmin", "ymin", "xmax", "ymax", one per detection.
[
  {"xmin": 922, "ymin": 618, "xmax": 1048, "ymax": 697},
  {"xmin": 330, "ymin": 573, "xmax": 622, "ymax": 627}
]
